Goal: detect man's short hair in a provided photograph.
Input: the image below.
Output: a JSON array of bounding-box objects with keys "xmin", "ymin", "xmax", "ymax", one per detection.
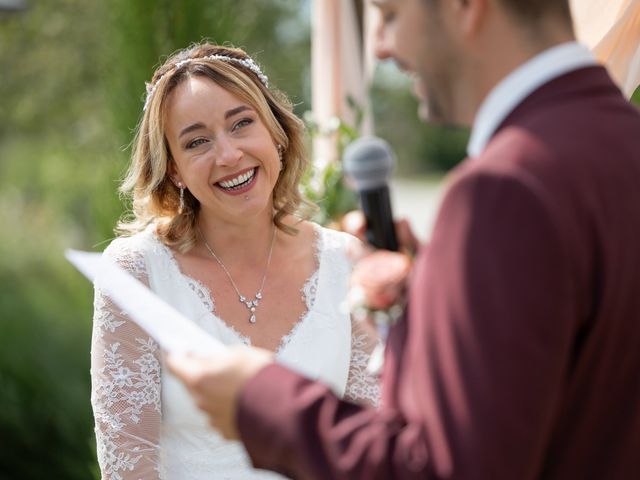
[{"xmin": 498, "ymin": 0, "xmax": 572, "ymax": 26}]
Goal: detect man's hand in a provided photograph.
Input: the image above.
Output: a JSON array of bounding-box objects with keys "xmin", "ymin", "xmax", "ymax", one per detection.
[
  {"xmin": 350, "ymin": 250, "xmax": 413, "ymax": 311},
  {"xmin": 341, "ymin": 210, "xmax": 419, "ymax": 321},
  {"xmin": 166, "ymin": 345, "xmax": 274, "ymax": 439},
  {"xmin": 341, "ymin": 210, "xmax": 421, "ymax": 257},
  {"xmin": 347, "ymin": 248, "xmax": 412, "ymax": 373}
]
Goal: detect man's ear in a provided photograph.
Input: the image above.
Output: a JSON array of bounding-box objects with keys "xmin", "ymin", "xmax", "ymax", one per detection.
[{"xmin": 451, "ymin": 0, "xmax": 488, "ymax": 38}]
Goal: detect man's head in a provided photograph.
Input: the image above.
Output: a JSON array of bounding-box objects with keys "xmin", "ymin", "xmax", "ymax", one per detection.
[{"xmin": 371, "ymin": 0, "xmax": 574, "ymax": 126}]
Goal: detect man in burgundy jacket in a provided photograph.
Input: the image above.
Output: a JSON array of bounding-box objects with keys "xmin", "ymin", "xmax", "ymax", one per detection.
[{"xmin": 169, "ymin": 0, "xmax": 640, "ymax": 478}]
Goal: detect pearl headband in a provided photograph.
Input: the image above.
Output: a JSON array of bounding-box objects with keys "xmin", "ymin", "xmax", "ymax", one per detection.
[{"xmin": 143, "ymin": 54, "xmax": 269, "ymax": 111}]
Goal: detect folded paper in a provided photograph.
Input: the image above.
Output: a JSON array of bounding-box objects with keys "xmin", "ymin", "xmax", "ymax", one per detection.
[{"xmin": 65, "ymin": 249, "xmax": 226, "ymax": 355}]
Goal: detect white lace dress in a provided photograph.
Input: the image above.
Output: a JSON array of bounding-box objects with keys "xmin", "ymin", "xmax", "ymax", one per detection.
[{"xmin": 91, "ymin": 225, "xmax": 380, "ymax": 479}]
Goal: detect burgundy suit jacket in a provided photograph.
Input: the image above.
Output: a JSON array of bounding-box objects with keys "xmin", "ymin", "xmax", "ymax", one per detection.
[{"xmin": 237, "ymin": 66, "xmax": 640, "ymax": 479}]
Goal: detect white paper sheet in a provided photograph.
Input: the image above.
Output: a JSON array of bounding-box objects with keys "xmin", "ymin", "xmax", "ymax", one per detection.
[{"xmin": 65, "ymin": 249, "xmax": 226, "ymax": 355}]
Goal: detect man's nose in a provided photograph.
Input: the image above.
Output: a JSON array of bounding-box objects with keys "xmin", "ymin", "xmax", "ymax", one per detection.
[{"xmin": 372, "ymin": 19, "xmax": 395, "ymax": 61}]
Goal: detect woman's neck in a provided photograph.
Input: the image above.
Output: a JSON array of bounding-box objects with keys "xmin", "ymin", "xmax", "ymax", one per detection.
[{"xmin": 195, "ymin": 209, "xmax": 280, "ymax": 267}]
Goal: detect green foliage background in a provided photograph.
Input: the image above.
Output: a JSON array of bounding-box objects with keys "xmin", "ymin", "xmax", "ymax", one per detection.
[{"xmin": 0, "ymin": 1, "xmax": 311, "ymax": 478}]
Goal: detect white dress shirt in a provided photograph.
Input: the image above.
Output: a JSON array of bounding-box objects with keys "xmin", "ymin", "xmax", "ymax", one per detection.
[{"xmin": 467, "ymin": 42, "xmax": 597, "ymax": 158}]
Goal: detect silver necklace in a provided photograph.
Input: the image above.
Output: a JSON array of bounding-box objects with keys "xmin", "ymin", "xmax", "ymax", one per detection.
[{"xmin": 200, "ymin": 227, "xmax": 276, "ymax": 324}]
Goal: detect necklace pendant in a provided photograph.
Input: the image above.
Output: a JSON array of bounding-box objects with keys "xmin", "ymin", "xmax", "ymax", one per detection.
[{"xmin": 200, "ymin": 226, "xmax": 276, "ymax": 328}]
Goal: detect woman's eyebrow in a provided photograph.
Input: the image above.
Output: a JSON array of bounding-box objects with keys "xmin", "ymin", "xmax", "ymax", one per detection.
[
  {"xmin": 179, "ymin": 122, "xmax": 206, "ymax": 139},
  {"xmin": 224, "ymin": 105, "xmax": 252, "ymax": 119},
  {"xmin": 178, "ymin": 106, "xmax": 253, "ymax": 139}
]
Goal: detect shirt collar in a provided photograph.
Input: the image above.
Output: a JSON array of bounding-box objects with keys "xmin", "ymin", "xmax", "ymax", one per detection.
[{"xmin": 467, "ymin": 42, "xmax": 596, "ymax": 158}]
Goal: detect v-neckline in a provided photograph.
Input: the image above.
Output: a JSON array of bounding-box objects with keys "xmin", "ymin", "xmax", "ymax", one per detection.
[{"xmin": 157, "ymin": 224, "xmax": 323, "ymax": 355}]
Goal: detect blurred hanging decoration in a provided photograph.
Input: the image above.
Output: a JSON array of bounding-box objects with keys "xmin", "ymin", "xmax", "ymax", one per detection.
[
  {"xmin": 571, "ymin": 0, "xmax": 640, "ymax": 98},
  {"xmin": 305, "ymin": 0, "xmax": 376, "ymax": 225},
  {"xmin": 310, "ymin": 0, "xmax": 373, "ymax": 167}
]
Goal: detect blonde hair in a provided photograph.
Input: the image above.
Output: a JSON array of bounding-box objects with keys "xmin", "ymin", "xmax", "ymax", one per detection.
[{"xmin": 118, "ymin": 42, "xmax": 312, "ymax": 252}]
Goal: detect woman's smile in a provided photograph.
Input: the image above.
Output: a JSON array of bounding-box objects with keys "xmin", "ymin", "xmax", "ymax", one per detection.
[{"xmin": 214, "ymin": 166, "xmax": 258, "ymax": 195}]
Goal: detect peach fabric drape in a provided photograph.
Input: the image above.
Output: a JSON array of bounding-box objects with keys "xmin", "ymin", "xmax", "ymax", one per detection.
[
  {"xmin": 572, "ymin": 0, "xmax": 640, "ymax": 97},
  {"xmin": 311, "ymin": 0, "xmax": 373, "ymax": 168}
]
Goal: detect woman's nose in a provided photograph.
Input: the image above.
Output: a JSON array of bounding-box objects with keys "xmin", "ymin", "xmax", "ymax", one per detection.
[{"xmin": 214, "ymin": 137, "xmax": 242, "ymax": 167}]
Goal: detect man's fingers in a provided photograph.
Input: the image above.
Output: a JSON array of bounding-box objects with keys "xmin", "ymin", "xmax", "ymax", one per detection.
[
  {"xmin": 395, "ymin": 218, "xmax": 421, "ymax": 255},
  {"xmin": 341, "ymin": 210, "xmax": 367, "ymax": 240},
  {"xmin": 342, "ymin": 210, "xmax": 421, "ymax": 255},
  {"xmin": 350, "ymin": 250, "xmax": 412, "ymax": 311},
  {"xmin": 165, "ymin": 349, "xmax": 258, "ymax": 442},
  {"xmin": 166, "ymin": 353, "xmax": 209, "ymax": 386},
  {"xmin": 346, "ymin": 236, "xmax": 374, "ymax": 263}
]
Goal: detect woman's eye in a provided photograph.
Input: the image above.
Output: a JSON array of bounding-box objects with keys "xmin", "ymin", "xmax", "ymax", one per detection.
[
  {"xmin": 186, "ymin": 138, "xmax": 207, "ymax": 149},
  {"xmin": 232, "ymin": 118, "xmax": 253, "ymax": 132}
]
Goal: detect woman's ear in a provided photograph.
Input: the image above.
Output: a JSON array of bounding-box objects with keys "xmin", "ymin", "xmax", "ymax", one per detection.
[{"xmin": 167, "ymin": 161, "xmax": 182, "ymax": 187}]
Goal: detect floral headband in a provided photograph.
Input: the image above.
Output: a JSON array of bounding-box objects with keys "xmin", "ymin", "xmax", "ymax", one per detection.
[{"xmin": 143, "ymin": 54, "xmax": 269, "ymax": 111}]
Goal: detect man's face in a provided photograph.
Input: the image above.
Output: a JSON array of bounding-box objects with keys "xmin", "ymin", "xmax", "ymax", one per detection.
[{"xmin": 371, "ymin": 0, "xmax": 459, "ymax": 124}]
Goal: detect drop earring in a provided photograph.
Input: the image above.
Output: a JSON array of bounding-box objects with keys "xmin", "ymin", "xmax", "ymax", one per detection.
[
  {"xmin": 178, "ymin": 183, "xmax": 185, "ymax": 213},
  {"xmin": 277, "ymin": 144, "xmax": 284, "ymax": 171}
]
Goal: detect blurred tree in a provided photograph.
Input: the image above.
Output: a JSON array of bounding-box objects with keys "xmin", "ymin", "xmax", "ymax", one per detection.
[
  {"xmin": 103, "ymin": 0, "xmax": 311, "ymax": 150},
  {"xmin": 0, "ymin": 1, "xmax": 309, "ymax": 478},
  {"xmin": 1, "ymin": 2, "xmax": 118, "ymax": 476}
]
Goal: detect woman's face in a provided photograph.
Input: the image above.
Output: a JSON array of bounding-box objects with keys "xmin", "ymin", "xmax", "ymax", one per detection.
[{"xmin": 164, "ymin": 75, "xmax": 280, "ymax": 226}]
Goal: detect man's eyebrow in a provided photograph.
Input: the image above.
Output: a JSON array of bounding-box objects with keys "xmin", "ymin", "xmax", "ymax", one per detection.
[{"xmin": 225, "ymin": 105, "xmax": 252, "ymax": 119}]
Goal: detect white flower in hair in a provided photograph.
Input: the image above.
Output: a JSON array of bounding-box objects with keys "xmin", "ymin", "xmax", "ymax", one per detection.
[{"xmin": 143, "ymin": 53, "xmax": 269, "ymax": 111}]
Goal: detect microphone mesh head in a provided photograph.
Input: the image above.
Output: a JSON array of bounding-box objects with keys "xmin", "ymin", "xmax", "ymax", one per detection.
[{"xmin": 343, "ymin": 136, "xmax": 396, "ymax": 190}]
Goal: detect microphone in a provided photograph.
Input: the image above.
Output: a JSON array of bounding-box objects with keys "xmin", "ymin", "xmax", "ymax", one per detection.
[{"xmin": 343, "ymin": 136, "xmax": 399, "ymax": 251}]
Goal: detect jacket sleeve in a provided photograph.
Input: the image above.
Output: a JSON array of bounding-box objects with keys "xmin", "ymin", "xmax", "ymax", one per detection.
[{"xmin": 236, "ymin": 169, "xmax": 575, "ymax": 480}]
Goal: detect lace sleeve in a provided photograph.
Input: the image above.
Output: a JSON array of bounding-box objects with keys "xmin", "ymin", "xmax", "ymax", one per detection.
[
  {"xmin": 91, "ymin": 239, "xmax": 164, "ymax": 479},
  {"xmin": 344, "ymin": 316, "xmax": 381, "ymax": 407}
]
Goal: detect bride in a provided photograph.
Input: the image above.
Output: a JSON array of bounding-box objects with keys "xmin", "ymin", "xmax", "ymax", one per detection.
[{"xmin": 91, "ymin": 42, "xmax": 379, "ymax": 479}]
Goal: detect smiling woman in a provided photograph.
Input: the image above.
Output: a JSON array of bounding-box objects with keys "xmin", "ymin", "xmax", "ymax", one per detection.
[
  {"xmin": 164, "ymin": 78, "xmax": 283, "ymax": 229},
  {"xmin": 89, "ymin": 42, "xmax": 380, "ymax": 479},
  {"xmin": 121, "ymin": 43, "xmax": 309, "ymax": 252}
]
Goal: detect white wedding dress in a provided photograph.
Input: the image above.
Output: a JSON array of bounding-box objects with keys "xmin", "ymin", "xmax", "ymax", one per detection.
[{"xmin": 91, "ymin": 224, "xmax": 380, "ymax": 479}]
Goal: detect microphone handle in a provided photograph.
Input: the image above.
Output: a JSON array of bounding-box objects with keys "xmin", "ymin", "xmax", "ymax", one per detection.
[{"xmin": 360, "ymin": 185, "xmax": 399, "ymax": 251}]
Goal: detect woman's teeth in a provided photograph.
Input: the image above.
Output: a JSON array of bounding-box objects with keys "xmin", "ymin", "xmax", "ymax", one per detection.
[{"xmin": 217, "ymin": 168, "xmax": 255, "ymax": 190}]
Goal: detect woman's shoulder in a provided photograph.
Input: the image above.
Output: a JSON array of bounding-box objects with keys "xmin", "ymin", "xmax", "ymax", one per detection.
[
  {"xmin": 315, "ymin": 223, "xmax": 361, "ymax": 253},
  {"xmin": 102, "ymin": 226, "xmax": 163, "ymax": 271},
  {"xmin": 282, "ymin": 218, "xmax": 361, "ymax": 261}
]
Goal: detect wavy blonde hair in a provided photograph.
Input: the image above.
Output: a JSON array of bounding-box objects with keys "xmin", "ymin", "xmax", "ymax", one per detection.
[{"xmin": 118, "ymin": 42, "xmax": 312, "ymax": 252}]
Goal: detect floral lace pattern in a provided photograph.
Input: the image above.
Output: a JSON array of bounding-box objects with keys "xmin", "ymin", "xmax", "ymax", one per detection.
[
  {"xmin": 344, "ymin": 328, "xmax": 381, "ymax": 406},
  {"xmin": 316, "ymin": 227, "xmax": 380, "ymax": 407},
  {"xmin": 90, "ymin": 226, "xmax": 380, "ymax": 479},
  {"xmin": 91, "ymin": 236, "xmax": 164, "ymax": 479}
]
